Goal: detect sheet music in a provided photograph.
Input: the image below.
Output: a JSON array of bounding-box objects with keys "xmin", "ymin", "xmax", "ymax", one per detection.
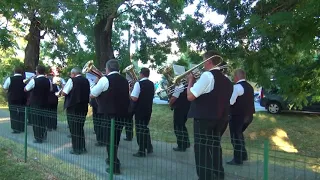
[
  {"xmin": 25, "ymin": 72, "xmax": 35, "ymax": 79},
  {"xmin": 172, "ymin": 64, "xmax": 185, "ymax": 75}
]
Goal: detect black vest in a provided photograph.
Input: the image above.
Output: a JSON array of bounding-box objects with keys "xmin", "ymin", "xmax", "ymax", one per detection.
[
  {"xmin": 48, "ymin": 84, "xmax": 59, "ymax": 105},
  {"xmin": 172, "ymin": 88, "xmax": 190, "ymax": 110},
  {"xmin": 135, "ymin": 79, "xmax": 155, "ymax": 117},
  {"xmin": 188, "ymin": 70, "xmax": 233, "ymax": 119},
  {"xmin": 96, "ymin": 73, "xmax": 129, "ymax": 117},
  {"xmin": 64, "ymin": 76, "xmax": 90, "ymax": 109},
  {"xmin": 231, "ymin": 81, "xmax": 255, "ymax": 116},
  {"xmin": 8, "ymin": 75, "xmax": 27, "ymax": 104},
  {"xmin": 29, "ymin": 76, "xmax": 51, "ymax": 108}
]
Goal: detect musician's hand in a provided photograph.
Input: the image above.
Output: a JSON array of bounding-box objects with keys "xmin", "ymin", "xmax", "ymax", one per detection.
[{"xmin": 187, "ymin": 73, "xmax": 196, "ymax": 84}]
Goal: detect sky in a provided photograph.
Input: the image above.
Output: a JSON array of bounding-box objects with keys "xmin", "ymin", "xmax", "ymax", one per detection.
[{"xmin": 6, "ymin": 0, "xmax": 226, "ymax": 82}]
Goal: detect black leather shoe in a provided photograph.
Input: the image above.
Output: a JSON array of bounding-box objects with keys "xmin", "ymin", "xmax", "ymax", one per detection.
[
  {"xmin": 106, "ymin": 168, "xmax": 120, "ymax": 175},
  {"xmin": 33, "ymin": 140, "xmax": 42, "ymax": 143},
  {"xmin": 226, "ymin": 159, "xmax": 243, "ymax": 165},
  {"xmin": 70, "ymin": 150, "xmax": 81, "ymax": 155},
  {"xmin": 123, "ymin": 138, "xmax": 132, "ymax": 141},
  {"xmin": 133, "ymin": 152, "xmax": 146, "ymax": 157},
  {"xmin": 173, "ymin": 147, "xmax": 186, "ymax": 152},
  {"xmin": 147, "ymin": 148, "xmax": 153, "ymax": 154},
  {"xmin": 95, "ymin": 142, "xmax": 105, "ymax": 147}
]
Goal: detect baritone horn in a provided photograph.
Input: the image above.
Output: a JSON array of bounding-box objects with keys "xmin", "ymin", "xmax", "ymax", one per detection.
[
  {"xmin": 82, "ymin": 60, "xmax": 103, "ymax": 78},
  {"xmin": 122, "ymin": 64, "xmax": 138, "ymax": 91}
]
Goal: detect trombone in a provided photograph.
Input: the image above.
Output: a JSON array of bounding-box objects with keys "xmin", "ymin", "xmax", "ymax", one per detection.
[{"xmin": 159, "ymin": 55, "xmax": 227, "ymax": 97}]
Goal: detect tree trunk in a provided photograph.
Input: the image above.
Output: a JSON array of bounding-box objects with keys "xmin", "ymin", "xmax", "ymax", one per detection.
[
  {"xmin": 24, "ymin": 18, "xmax": 42, "ymax": 72},
  {"xmin": 94, "ymin": 2, "xmax": 116, "ymax": 70}
]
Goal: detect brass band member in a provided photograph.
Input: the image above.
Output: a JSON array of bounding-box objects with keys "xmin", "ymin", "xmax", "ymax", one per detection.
[
  {"xmin": 187, "ymin": 51, "xmax": 233, "ymax": 180},
  {"xmin": 24, "ymin": 65, "xmax": 51, "ymax": 143},
  {"xmin": 90, "ymin": 59, "xmax": 129, "ymax": 174},
  {"xmin": 47, "ymin": 76, "xmax": 59, "ymax": 131},
  {"xmin": 3, "ymin": 67, "xmax": 27, "ymax": 133},
  {"xmin": 228, "ymin": 69, "xmax": 255, "ymax": 165},
  {"xmin": 90, "ymin": 97, "xmax": 106, "ymax": 146},
  {"xmin": 131, "ymin": 67, "xmax": 154, "ymax": 157},
  {"xmin": 169, "ymin": 83, "xmax": 191, "ymax": 151},
  {"xmin": 62, "ymin": 67, "xmax": 90, "ymax": 155}
]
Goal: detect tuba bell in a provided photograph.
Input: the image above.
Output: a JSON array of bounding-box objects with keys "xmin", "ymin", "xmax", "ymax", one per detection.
[{"xmin": 82, "ymin": 60, "xmax": 103, "ymax": 78}]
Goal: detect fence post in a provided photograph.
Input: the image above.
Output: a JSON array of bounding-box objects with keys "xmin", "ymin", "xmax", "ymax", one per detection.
[
  {"xmin": 263, "ymin": 140, "xmax": 269, "ymax": 180},
  {"xmin": 24, "ymin": 106, "xmax": 28, "ymax": 163},
  {"xmin": 109, "ymin": 118, "xmax": 115, "ymax": 180}
]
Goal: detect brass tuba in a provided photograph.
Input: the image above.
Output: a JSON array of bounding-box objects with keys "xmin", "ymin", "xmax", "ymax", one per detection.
[
  {"xmin": 82, "ymin": 60, "xmax": 103, "ymax": 78},
  {"xmin": 122, "ymin": 64, "xmax": 138, "ymax": 91}
]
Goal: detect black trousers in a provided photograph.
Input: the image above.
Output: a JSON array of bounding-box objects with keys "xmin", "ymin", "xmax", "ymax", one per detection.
[
  {"xmin": 124, "ymin": 113, "xmax": 134, "ymax": 139},
  {"xmin": 135, "ymin": 115, "xmax": 153, "ymax": 153},
  {"xmin": 30, "ymin": 107, "xmax": 47, "ymax": 142},
  {"xmin": 47, "ymin": 103, "xmax": 58, "ymax": 130},
  {"xmin": 8, "ymin": 102, "xmax": 25, "ymax": 132},
  {"xmin": 104, "ymin": 115, "xmax": 124, "ymax": 171},
  {"xmin": 66, "ymin": 103, "xmax": 88, "ymax": 151},
  {"xmin": 173, "ymin": 108, "xmax": 190, "ymax": 149},
  {"xmin": 194, "ymin": 117, "xmax": 228, "ymax": 180},
  {"xmin": 229, "ymin": 114, "xmax": 253, "ymax": 163},
  {"xmin": 92, "ymin": 107, "xmax": 105, "ymax": 144}
]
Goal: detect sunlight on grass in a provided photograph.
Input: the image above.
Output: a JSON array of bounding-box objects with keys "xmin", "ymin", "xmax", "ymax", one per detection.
[
  {"xmin": 311, "ymin": 165, "xmax": 320, "ymax": 173},
  {"xmin": 271, "ymin": 128, "xmax": 298, "ymax": 153},
  {"xmin": 254, "ymin": 113, "xmax": 277, "ymax": 122}
]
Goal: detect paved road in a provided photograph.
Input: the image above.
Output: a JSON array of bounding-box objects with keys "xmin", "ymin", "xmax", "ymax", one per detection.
[{"xmin": 0, "ymin": 109, "xmax": 317, "ymax": 180}]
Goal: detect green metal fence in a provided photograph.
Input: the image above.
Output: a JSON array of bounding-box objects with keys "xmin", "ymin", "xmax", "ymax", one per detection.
[{"xmin": 0, "ymin": 105, "xmax": 319, "ymax": 180}]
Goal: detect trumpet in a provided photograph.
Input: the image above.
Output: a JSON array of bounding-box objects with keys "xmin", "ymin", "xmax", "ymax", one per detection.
[
  {"xmin": 159, "ymin": 55, "xmax": 228, "ymax": 97},
  {"xmin": 23, "ymin": 75, "xmax": 36, "ymax": 84}
]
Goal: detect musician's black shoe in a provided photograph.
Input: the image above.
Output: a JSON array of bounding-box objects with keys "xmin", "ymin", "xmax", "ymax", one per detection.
[
  {"xmin": 70, "ymin": 150, "xmax": 81, "ymax": 155},
  {"xmin": 173, "ymin": 147, "xmax": 186, "ymax": 152},
  {"xmin": 95, "ymin": 142, "xmax": 105, "ymax": 147},
  {"xmin": 12, "ymin": 131, "xmax": 21, "ymax": 134},
  {"xmin": 226, "ymin": 159, "xmax": 243, "ymax": 165},
  {"xmin": 147, "ymin": 148, "xmax": 153, "ymax": 154},
  {"xmin": 106, "ymin": 168, "xmax": 120, "ymax": 175},
  {"xmin": 133, "ymin": 152, "xmax": 146, "ymax": 157},
  {"xmin": 123, "ymin": 138, "xmax": 132, "ymax": 141},
  {"xmin": 33, "ymin": 139, "xmax": 43, "ymax": 144}
]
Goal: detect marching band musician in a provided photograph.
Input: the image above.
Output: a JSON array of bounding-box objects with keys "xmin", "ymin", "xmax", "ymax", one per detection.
[
  {"xmin": 187, "ymin": 50, "xmax": 233, "ymax": 180},
  {"xmin": 130, "ymin": 67, "xmax": 154, "ymax": 157},
  {"xmin": 90, "ymin": 97, "xmax": 106, "ymax": 146},
  {"xmin": 47, "ymin": 76, "xmax": 59, "ymax": 131},
  {"xmin": 169, "ymin": 83, "xmax": 191, "ymax": 152},
  {"xmin": 61, "ymin": 67, "xmax": 90, "ymax": 155},
  {"xmin": 3, "ymin": 67, "xmax": 27, "ymax": 133},
  {"xmin": 90, "ymin": 59, "xmax": 129, "ymax": 174},
  {"xmin": 228, "ymin": 69, "xmax": 255, "ymax": 165},
  {"xmin": 24, "ymin": 65, "xmax": 51, "ymax": 143}
]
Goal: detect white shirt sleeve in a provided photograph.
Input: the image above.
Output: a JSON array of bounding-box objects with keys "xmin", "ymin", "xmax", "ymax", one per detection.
[
  {"xmin": 90, "ymin": 76, "xmax": 109, "ymax": 97},
  {"xmin": 62, "ymin": 78, "xmax": 73, "ymax": 95},
  {"xmin": 25, "ymin": 79, "xmax": 35, "ymax": 92},
  {"xmin": 190, "ymin": 72, "xmax": 215, "ymax": 98},
  {"xmin": 2, "ymin": 77, "xmax": 11, "ymax": 90},
  {"xmin": 130, "ymin": 82, "xmax": 141, "ymax": 98},
  {"xmin": 172, "ymin": 84, "xmax": 184, "ymax": 98},
  {"xmin": 230, "ymin": 84, "xmax": 245, "ymax": 105}
]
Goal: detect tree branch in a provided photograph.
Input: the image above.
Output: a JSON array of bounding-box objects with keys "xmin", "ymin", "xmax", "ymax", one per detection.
[{"xmin": 40, "ymin": 31, "xmax": 47, "ymax": 39}]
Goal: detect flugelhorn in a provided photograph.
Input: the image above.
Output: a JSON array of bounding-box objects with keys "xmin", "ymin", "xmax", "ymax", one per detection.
[{"xmin": 82, "ymin": 60, "xmax": 103, "ymax": 78}]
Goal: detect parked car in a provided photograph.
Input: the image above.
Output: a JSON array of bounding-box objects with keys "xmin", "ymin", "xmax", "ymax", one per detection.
[{"xmin": 259, "ymin": 86, "xmax": 320, "ymax": 114}]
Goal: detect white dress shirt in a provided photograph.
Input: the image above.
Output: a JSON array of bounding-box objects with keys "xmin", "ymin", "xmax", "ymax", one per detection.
[
  {"xmin": 190, "ymin": 68, "xmax": 220, "ymax": 98},
  {"xmin": 2, "ymin": 74, "xmax": 22, "ymax": 90},
  {"xmin": 63, "ymin": 74, "xmax": 84, "ymax": 95},
  {"xmin": 230, "ymin": 79, "xmax": 246, "ymax": 105},
  {"xmin": 25, "ymin": 75, "xmax": 46, "ymax": 92},
  {"xmin": 90, "ymin": 71, "xmax": 119, "ymax": 97},
  {"xmin": 131, "ymin": 77, "xmax": 148, "ymax": 98},
  {"xmin": 172, "ymin": 83, "xmax": 184, "ymax": 98}
]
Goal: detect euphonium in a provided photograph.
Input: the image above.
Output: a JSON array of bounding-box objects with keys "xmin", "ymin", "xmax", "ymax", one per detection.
[
  {"xmin": 123, "ymin": 64, "xmax": 138, "ymax": 90},
  {"xmin": 82, "ymin": 60, "xmax": 103, "ymax": 78}
]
